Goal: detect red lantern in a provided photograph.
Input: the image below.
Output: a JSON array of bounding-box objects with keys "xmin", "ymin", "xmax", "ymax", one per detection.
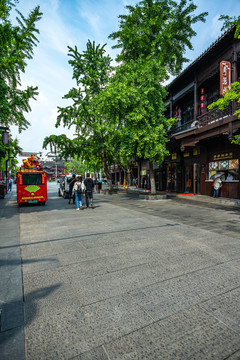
[
  {"xmin": 176, "ymin": 105, "xmax": 179, "ymax": 110},
  {"xmin": 201, "ymin": 88, "xmax": 204, "ymax": 94},
  {"xmin": 176, "ymin": 111, "xmax": 179, "ymax": 116},
  {"xmin": 200, "ymin": 103, "xmax": 204, "ymax": 109},
  {"xmin": 200, "ymin": 95, "xmax": 205, "ymax": 101}
]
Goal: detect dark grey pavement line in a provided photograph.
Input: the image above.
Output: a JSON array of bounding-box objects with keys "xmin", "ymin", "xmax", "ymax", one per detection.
[
  {"xmin": 0, "ymin": 188, "xmax": 25, "ymax": 360},
  {"xmin": 0, "ymin": 223, "xmax": 180, "ymax": 250}
]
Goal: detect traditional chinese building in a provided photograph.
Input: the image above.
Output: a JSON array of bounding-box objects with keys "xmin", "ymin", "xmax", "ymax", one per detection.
[{"xmin": 148, "ymin": 26, "xmax": 240, "ymax": 199}]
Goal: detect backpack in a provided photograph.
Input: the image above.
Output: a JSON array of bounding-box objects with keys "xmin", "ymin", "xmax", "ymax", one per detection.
[{"xmin": 76, "ymin": 184, "xmax": 82, "ymax": 194}]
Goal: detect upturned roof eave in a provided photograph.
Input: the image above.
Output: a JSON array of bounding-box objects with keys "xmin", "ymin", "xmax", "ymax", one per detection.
[{"xmin": 167, "ymin": 26, "xmax": 235, "ymax": 90}]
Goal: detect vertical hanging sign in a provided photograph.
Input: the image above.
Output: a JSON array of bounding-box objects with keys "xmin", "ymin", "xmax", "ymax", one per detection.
[{"xmin": 220, "ymin": 60, "xmax": 231, "ymax": 96}]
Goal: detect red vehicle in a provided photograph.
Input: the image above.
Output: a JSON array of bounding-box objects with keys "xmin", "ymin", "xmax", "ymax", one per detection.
[{"xmin": 16, "ymin": 156, "xmax": 47, "ymax": 205}]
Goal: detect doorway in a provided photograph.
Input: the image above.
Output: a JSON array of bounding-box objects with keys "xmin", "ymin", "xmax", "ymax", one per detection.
[
  {"xmin": 167, "ymin": 163, "xmax": 177, "ymax": 192},
  {"xmin": 193, "ymin": 163, "xmax": 201, "ymax": 194}
]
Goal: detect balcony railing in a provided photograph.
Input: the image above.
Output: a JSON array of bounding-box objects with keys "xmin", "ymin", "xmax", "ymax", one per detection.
[
  {"xmin": 198, "ymin": 103, "xmax": 233, "ymax": 127},
  {"xmin": 169, "ymin": 102, "xmax": 236, "ymax": 136}
]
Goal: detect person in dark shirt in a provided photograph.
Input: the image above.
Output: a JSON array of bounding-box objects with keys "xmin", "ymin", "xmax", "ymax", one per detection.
[
  {"xmin": 68, "ymin": 174, "xmax": 76, "ymax": 204},
  {"xmin": 84, "ymin": 173, "xmax": 94, "ymax": 208}
]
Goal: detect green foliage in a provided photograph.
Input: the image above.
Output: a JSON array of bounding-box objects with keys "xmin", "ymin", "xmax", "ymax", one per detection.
[
  {"xmin": 109, "ymin": 0, "xmax": 207, "ymax": 75},
  {"xmin": 43, "ymin": 41, "xmax": 116, "ymax": 185},
  {"xmin": 44, "ymin": 1, "xmax": 207, "ymax": 192},
  {"xmin": 219, "ymin": 15, "xmax": 240, "ymax": 39},
  {"xmin": 0, "ymin": 0, "xmax": 42, "ymax": 132},
  {"xmin": 208, "ymin": 82, "xmax": 240, "ymax": 146},
  {"xmin": 107, "ymin": 0, "xmax": 206, "ymax": 174},
  {"xmin": 232, "ymin": 136, "xmax": 240, "ymax": 145},
  {"xmin": 64, "ymin": 156, "xmax": 96, "ymax": 176},
  {"xmin": 101, "ymin": 58, "xmax": 175, "ymax": 167},
  {"xmin": 0, "ymin": 132, "xmax": 22, "ymax": 171}
]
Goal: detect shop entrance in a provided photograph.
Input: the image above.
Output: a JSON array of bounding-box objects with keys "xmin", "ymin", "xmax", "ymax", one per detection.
[
  {"xmin": 167, "ymin": 163, "xmax": 177, "ymax": 192},
  {"xmin": 184, "ymin": 165, "xmax": 193, "ymax": 193},
  {"xmin": 193, "ymin": 163, "xmax": 201, "ymax": 194},
  {"xmin": 184, "ymin": 164, "xmax": 201, "ymax": 194}
]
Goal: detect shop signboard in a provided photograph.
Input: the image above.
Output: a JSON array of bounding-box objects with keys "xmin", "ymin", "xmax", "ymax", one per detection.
[
  {"xmin": 19, "ymin": 152, "xmax": 38, "ymax": 157},
  {"xmin": 220, "ymin": 60, "xmax": 231, "ymax": 96}
]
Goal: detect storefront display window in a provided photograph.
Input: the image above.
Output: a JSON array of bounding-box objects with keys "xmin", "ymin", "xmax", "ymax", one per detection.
[
  {"xmin": 229, "ymin": 159, "xmax": 239, "ymax": 169},
  {"xmin": 219, "ymin": 160, "xmax": 229, "ymax": 170},
  {"xmin": 209, "ymin": 162, "xmax": 219, "ymax": 170},
  {"xmin": 209, "ymin": 159, "xmax": 239, "ymax": 180}
]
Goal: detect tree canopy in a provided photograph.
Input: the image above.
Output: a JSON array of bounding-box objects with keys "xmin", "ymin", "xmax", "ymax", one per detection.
[
  {"xmin": 109, "ymin": 0, "xmax": 208, "ymax": 74},
  {"xmin": 43, "ymin": 41, "xmax": 117, "ymax": 188},
  {"xmin": 106, "ymin": 0, "xmax": 207, "ymax": 192},
  {"xmin": 0, "ymin": 0, "xmax": 42, "ymax": 132},
  {"xmin": 44, "ymin": 0, "xmax": 207, "ymax": 192}
]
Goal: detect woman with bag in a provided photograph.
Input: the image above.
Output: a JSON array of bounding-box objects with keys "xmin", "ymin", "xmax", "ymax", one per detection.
[
  {"xmin": 213, "ymin": 177, "xmax": 222, "ymax": 198},
  {"xmin": 72, "ymin": 176, "xmax": 85, "ymax": 210}
]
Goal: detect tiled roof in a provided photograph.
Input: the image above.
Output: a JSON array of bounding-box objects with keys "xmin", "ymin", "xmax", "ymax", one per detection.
[{"xmin": 168, "ymin": 26, "xmax": 235, "ymax": 88}]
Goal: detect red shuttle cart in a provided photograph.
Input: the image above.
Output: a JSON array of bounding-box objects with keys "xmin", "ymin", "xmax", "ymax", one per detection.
[{"xmin": 16, "ymin": 155, "xmax": 47, "ymax": 205}]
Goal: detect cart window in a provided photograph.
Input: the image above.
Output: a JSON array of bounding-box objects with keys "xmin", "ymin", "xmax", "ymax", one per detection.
[{"xmin": 22, "ymin": 174, "xmax": 42, "ymax": 185}]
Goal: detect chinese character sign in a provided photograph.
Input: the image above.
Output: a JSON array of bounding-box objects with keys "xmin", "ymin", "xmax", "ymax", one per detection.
[{"xmin": 220, "ymin": 60, "xmax": 231, "ymax": 96}]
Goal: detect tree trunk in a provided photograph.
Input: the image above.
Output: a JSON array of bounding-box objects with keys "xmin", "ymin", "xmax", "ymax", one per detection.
[
  {"xmin": 149, "ymin": 161, "xmax": 156, "ymax": 194},
  {"xmin": 123, "ymin": 169, "xmax": 127, "ymax": 189},
  {"xmin": 103, "ymin": 162, "xmax": 113, "ymax": 191},
  {"xmin": 100, "ymin": 149, "xmax": 113, "ymax": 191},
  {"xmin": 127, "ymin": 168, "xmax": 131, "ymax": 187}
]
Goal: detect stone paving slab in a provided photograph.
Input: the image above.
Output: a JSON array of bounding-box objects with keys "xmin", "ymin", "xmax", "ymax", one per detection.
[
  {"xmin": 25, "ymin": 294, "xmax": 154, "ymax": 359},
  {"xmin": 201, "ymin": 287, "xmax": 240, "ymax": 333},
  {"xmin": 0, "ymin": 190, "xmax": 25, "ymax": 360},
  {"xmin": 2, "ymin": 184, "xmax": 240, "ymax": 359},
  {"xmin": 104, "ymin": 306, "xmax": 240, "ymax": 360},
  {"xmin": 20, "ymin": 186, "xmax": 240, "ymax": 359},
  {"xmin": 0, "ymin": 326, "xmax": 25, "ymax": 360}
]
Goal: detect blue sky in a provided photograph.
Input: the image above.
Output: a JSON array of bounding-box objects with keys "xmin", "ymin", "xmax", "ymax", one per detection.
[{"xmin": 10, "ymin": 0, "xmax": 240, "ymax": 161}]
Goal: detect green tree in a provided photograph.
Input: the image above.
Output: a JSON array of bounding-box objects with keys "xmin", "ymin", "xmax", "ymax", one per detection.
[
  {"xmin": 64, "ymin": 156, "xmax": 96, "ymax": 176},
  {"xmin": 43, "ymin": 41, "xmax": 116, "ymax": 190},
  {"xmin": 0, "ymin": 0, "xmax": 42, "ymax": 132},
  {"xmin": 0, "ymin": 133, "xmax": 22, "ymax": 175},
  {"xmin": 219, "ymin": 15, "xmax": 240, "ymax": 39},
  {"xmin": 101, "ymin": 58, "xmax": 173, "ymax": 191},
  {"xmin": 208, "ymin": 18, "xmax": 240, "ymax": 145},
  {"xmin": 108, "ymin": 0, "xmax": 207, "ymax": 193}
]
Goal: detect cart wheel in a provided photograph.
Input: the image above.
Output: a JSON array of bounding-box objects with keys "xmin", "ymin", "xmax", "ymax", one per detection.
[{"xmin": 41, "ymin": 201, "xmax": 46, "ymax": 205}]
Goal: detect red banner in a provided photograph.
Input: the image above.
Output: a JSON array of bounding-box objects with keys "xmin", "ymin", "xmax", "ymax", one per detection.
[{"xmin": 220, "ymin": 60, "xmax": 231, "ymax": 96}]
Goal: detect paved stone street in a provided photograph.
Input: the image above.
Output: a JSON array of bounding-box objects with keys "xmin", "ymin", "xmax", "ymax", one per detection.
[{"xmin": 1, "ymin": 183, "xmax": 240, "ymax": 359}]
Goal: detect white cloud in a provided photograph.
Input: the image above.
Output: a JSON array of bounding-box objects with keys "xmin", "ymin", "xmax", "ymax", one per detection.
[{"xmin": 210, "ymin": 14, "xmax": 223, "ymax": 39}]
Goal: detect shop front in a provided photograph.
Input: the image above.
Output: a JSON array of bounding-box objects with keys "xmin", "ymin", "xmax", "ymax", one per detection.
[
  {"xmin": 205, "ymin": 151, "xmax": 240, "ymax": 199},
  {"xmin": 182, "ymin": 147, "xmax": 201, "ymax": 194}
]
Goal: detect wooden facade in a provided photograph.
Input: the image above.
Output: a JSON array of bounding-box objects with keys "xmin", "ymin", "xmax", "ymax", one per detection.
[{"xmin": 154, "ymin": 26, "xmax": 240, "ymax": 199}]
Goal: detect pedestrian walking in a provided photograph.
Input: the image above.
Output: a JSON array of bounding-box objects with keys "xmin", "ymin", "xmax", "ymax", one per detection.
[
  {"xmin": 72, "ymin": 176, "xmax": 85, "ymax": 210},
  {"xmin": 84, "ymin": 173, "xmax": 94, "ymax": 208},
  {"xmin": 213, "ymin": 177, "xmax": 222, "ymax": 198},
  {"xmin": 68, "ymin": 174, "xmax": 76, "ymax": 204},
  {"xmin": 8, "ymin": 177, "xmax": 14, "ymax": 192}
]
